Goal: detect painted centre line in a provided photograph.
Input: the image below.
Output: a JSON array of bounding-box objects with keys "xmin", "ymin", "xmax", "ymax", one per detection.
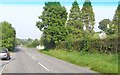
[
  {"xmin": 26, "ymin": 52, "xmax": 31, "ymax": 56},
  {"xmin": 25, "ymin": 51, "xmax": 50, "ymax": 72},
  {"xmin": 38, "ymin": 62, "xmax": 50, "ymax": 71},
  {"xmin": 31, "ymin": 56, "xmax": 36, "ymax": 61}
]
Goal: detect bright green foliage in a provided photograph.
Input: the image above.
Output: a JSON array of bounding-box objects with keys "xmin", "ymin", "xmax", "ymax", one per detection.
[
  {"xmin": 0, "ymin": 21, "xmax": 16, "ymax": 51},
  {"xmin": 40, "ymin": 50, "xmax": 118, "ymax": 73},
  {"xmin": 81, "ymin": 0, "xmax": 95, "ymax": 52},
  {"xmin": 36, "ymin": 2, "xmax": 68, "ymax": 49},
  {"xmin": 67, "ymin": 0, "xmax": 83, "ymax": 40},
  {"xmin": 112, "ymin": 1, "xmax": 120, "ymax": 34},
  {"xmin": 81, "ymin": 0, "xmax": 95, "ymax": 33}
]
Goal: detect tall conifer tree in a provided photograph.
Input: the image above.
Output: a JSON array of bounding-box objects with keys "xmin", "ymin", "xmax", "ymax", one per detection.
[
  {"xmin": 67, "ymin": 0, "xmax": 83, "ymax": 39},
  {"xmin": 112, "ymin": 1, "xmax": 120, "ymax": 34},
  {"xmin": 81, "ymin": 0, "xmax": 95, "ymax": 33},
  {"xmin": 67, "ymin": 0, "xmax": 82, "ymax": 30}
]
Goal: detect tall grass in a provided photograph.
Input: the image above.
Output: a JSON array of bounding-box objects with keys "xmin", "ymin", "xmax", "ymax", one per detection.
[{"xmin": 40, "ymin": 49, "xmax": 118, "ymax": 73}]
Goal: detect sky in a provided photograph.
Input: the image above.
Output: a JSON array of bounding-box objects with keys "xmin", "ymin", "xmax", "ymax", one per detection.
[{"xmin": 0, "ymin": 0, "xmax": 119, "ymax": 39}]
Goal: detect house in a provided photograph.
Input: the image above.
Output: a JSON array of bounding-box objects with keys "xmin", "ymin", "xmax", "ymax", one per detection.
[{"xmin": 36, "ymin": 45, "xmax": 44, "ymax": 50}]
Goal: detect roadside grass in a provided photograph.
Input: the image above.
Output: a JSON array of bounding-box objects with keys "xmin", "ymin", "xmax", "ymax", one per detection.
[{"xmin": 39, "ymin": 49, "xmax": 118, "ymax": 73}]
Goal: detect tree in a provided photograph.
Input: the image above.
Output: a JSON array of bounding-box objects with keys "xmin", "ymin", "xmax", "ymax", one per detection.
[
  {"xmin": 112, "ymin": 1, "xmax": 120, "ymax": 34},
  {"xmin": 27, "ymin": 39, "xmax": 40, "ymax": 47},
  {"xmin": 98, "ymin": 19, "xmax": 110, "ymax": 32},
  {"xmin": 98, "ymin": 19, "xmax": 116, "ymax": 35},
  {"xmin": 36, "ymin": 2, "xmax": 68, "ymax": 49},
  {"xmin": 0, "ymin": 21, "xmax": 16, "ymax": 51},
  {"xmin": 39, "ymin": 34, "xmax": 45, "ymax": 46},
  {"xmin": 27, "ymin": 38, "xmax": 33, "ymax": 45},
  {"xmin": 81, "ymin": 0, "xmax": 95, "ymax": 34},
  {"xmin": 67, "ymin": 0, "xmax": 83, "ymax": 39},
  {"xmin": 80, "ymin": 0, "xmax": 95, "ymax": 52},
  {"xmin": 67, "ymin": 0, "xmax": 82, "ymax": 30}
]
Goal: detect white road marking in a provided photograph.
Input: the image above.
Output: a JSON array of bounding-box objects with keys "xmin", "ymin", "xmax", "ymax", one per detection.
[
  {"xmin": 29, "ymin": 53, "xmax": 31, "ymax": 56},
  {"xmin": 31, "ymin": 56, "xmax": 36, "ymax": 61},
  {"xmin": 25, "ymin": 52, "xmax": 31, "ymax": 56},
  {"xmin": 0, "ymin": 64, "xmax": 5, "ymax": 75},
  {"xmin": 25, "ymin": 51, "xmax": 50, "ymax": 72},
  {"xmin": 38, "ymin": 62, "xmax": 49, "ymax": 71}
]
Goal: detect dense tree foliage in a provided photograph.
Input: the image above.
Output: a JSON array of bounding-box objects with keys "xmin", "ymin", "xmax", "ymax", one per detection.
[
  {"xmin": 36, "ymin": 1, "xmax": 119, "ymax": 53},
  {"xmin": 57, "ymin": 36, "xmax": 119, "ymax": 53},
  {"xmin": 0, "ymin": 21, "xmax": 16, "ymax": 51},
  {"xmin": 16, "ymin": 38, "xmax": 40, "ymax": 48},
  {"xmin": 67, "ymin": 0, "xmax": 83, "ymax": 39},
  {"xmin": 112, "ymin": 1, "xmax": 120, "ymax": 34},
  {"xmin": 81, "ymin": 0, "xmax": 95, "ymax": 34},
  {"xmin": 16, "ymin": 38, "xmax": 32, "ymax": 46},
  {"xmin": 79, "ymin": 0, "xmax": 95, "ymax": 52},
  {"xmin": 98, "ymin": 19, "xmax": 111, "ymax": 32},
  {"xmin": 36, "ymin": 2, "xmax": 68, "ymax": 49},
  {"xmin": 98, "ymin": 19, "xmax": 115, "ymax": 35},
  {"xmin": 67, "ymin": 0, "xmax": 82, "ymax": 30},
  {"xmin": 65, "ymin": 0, "xmax": 84, "ymax": 50}
]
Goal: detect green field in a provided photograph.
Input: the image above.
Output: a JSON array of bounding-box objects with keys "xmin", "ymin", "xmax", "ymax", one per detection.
[{"xmin": 40, "ymin": 49, "xmax": 118, "ymax": 73}]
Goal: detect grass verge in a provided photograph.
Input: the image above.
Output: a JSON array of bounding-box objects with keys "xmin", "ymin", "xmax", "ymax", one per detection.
[{"xmin": 39, "ymin": 49, "xmax": 118, "ymax": 73}]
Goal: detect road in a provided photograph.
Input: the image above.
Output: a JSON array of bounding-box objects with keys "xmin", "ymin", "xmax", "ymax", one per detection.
[{"xmin": 0, "ymin": 47, "xmax": 97, "ymax": 74}]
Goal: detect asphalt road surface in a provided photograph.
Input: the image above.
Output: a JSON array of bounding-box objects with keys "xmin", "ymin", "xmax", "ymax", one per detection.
[{"xmin": 0, "ymin": 47, "xmax": 97, "ymax": 74}]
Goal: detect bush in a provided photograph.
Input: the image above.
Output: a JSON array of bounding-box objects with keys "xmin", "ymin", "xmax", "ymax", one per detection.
[
  {"xmin": 90, "ymin": 37, "xmax": 119, "ymax": 53},
  {"xmin": 57, "ymin": 36, "xmax": 119, "ymax": 53}
]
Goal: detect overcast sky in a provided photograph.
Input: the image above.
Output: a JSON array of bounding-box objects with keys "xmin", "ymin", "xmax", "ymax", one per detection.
[{"xmin": 0, "ymin": 0, "xmax": 119, "ymax": 39}]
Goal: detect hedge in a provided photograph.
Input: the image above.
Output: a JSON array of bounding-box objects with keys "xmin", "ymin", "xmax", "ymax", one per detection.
[{"xmin": 57, "ymin": 37, "xmax": 119, "ymax": 53}]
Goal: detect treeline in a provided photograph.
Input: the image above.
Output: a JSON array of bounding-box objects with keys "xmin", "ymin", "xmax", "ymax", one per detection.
[
  {"xmin": 0, "ymin": 21, "xmax": 16, "ymax": 51},
  {"xmin": 36, "ymin": 0, "xmax": 119, "ymax": 53},
  {"xmin": 16, "ymin": 38, "xmax": 40, "ymax": 48}
]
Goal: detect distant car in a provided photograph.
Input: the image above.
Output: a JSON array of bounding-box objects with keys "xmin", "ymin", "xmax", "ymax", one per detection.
[{"xmin": 0, "ymin": 49, "xmax": 10, "ymax": 60}]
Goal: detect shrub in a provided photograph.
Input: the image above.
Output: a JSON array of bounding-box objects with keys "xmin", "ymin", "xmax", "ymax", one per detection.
[{"xmin": 57, "ymin": 36, "xmax": 119, "ymax": 53}]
